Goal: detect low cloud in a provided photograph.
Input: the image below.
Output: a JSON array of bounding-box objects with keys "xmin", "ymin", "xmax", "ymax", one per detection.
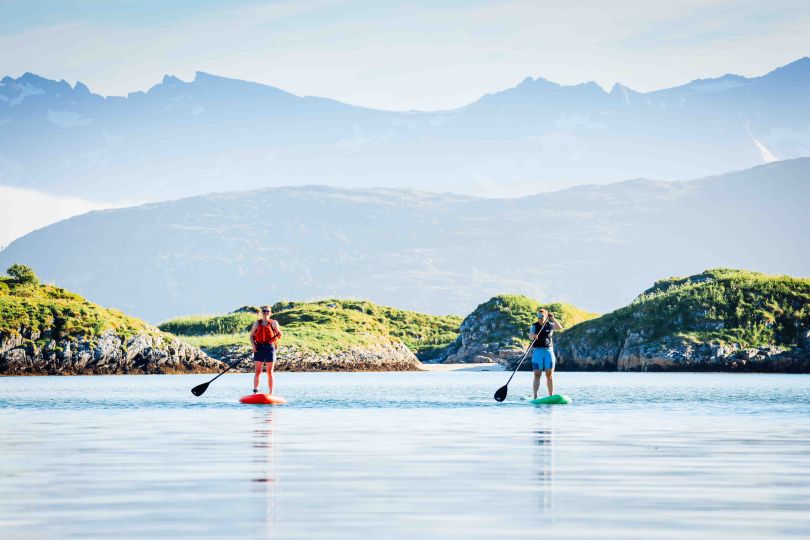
[{"xmin": 0, "ymin": 186, "xmax": 119, "ymax": 248}]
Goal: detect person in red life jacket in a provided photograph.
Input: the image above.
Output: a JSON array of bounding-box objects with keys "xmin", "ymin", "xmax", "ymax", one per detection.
[
  {"xmin": 249, "ymin": 305, "xmax": 282, "ymax": 394},
  {"xmin": 529, "ymin": 308, "xmax": 563, "ymax": 399}
]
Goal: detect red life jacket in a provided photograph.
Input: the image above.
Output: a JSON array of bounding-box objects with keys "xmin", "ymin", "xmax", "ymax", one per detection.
[{"xmin": 255, "ymin": 319, "xmax": 280, "ymax": 345}]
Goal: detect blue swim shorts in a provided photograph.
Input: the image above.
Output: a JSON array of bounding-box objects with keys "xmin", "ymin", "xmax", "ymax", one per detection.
[
  {"xmin": 531, "ymin": 348, "xmax": 555, "ymax": 371},
  {"xmin": 254, "ymin": 343, "xmax": 276, "ymax": 363}
]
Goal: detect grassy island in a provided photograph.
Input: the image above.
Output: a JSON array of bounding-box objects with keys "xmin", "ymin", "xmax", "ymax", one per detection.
[
  {"xmin": 562, "ymin": 269, "xmax": 810, "ymax": 350},
  {"xmin": 160, "ymin": 299, "xmax": 462, "ymax": 361},
  {"xmin": 1, "ymin": 264, "xmax": 157, "ymax": 346}
]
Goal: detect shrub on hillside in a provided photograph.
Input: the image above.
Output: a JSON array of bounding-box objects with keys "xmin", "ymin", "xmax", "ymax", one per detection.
[{"xmin": 6, "ymin": 264, "xmax": 39, "ymax": 286}]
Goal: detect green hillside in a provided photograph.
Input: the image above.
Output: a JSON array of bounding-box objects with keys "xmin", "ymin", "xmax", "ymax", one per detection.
[
  {"xmin": 560, "ymin": 269, "xmax": 810, "ymax": 351},
  {"xmin": 1, "ymin": 264, "xmax": 157, "ymax": 345},
  {"xmin": 160, "ymin": 299, "xmax": 462, "ymax": 360},
  {"xmin": 0, "ymin": 264, "xmax": 225, "ymax": 376}
]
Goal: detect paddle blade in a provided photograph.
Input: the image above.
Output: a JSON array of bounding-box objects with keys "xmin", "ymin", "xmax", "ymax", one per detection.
[
  {"xmin": 493, "ymin": 384, "xmax": 508, "ymax": 402},
  {"xmin": 191, "ymin": 382, "xmax": 209, "ymax": 397}
]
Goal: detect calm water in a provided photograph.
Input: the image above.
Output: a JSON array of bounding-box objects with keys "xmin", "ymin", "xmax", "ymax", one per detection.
[{"xmin": 1, "ymin": 372, "xmax": 809, "ymax": 539}]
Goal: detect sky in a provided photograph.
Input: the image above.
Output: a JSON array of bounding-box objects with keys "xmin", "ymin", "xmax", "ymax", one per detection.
[
  {"xmin": 1, "ymin": 0, "xmax": 809, "ymax": 111},
  {"xmin": 0, "ymin": 0, "xmax": 808, "ymax": 246}
]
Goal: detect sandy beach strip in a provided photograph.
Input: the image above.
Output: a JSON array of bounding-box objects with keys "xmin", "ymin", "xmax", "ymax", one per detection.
[{"xmin": 419, "ymin": 362, "xmax": 505, "ymax": 372}]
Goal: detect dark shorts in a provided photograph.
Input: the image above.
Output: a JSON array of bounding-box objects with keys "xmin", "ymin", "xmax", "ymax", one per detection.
[{"xmin": 254, "ymin": 344, "xmax": 276, "ymax": 363}]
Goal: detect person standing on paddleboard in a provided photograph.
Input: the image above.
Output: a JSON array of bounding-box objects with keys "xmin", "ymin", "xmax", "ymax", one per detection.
[
  {"xmin": 250, "ymin": 306, "xmax": 282, "ymax": 394},
  {"xmin": 529, "ymin": 308, "xmax": 563, "ymax": 399}
]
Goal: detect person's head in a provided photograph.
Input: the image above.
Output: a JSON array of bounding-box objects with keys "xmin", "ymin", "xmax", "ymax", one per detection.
[
  {"xmin": 259, "ymin": 305, "xmax": 272, "ymax": 320},
  {"xmin": 537, "ymin": 308, "xmax": 548, "ymax": 321}
]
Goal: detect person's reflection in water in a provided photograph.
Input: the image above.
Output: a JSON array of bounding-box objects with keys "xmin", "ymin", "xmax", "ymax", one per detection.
[
  {"xmin": 252, "ymin": 410, "xmax": 277, "ymax": 538},
  {"xmin": 534, "ymin": 410, "xmax": 557, "ymax": 524}
]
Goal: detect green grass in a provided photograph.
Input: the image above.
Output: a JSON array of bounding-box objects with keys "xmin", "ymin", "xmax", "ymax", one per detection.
[
  {"xmin": 160, "ymin": 299, "xmax": 463, "ymax": 359},
  {"xmin": 484, "ymin": 294, "xmax": 597, "ymax": 344},
  {"xmin": 179, "ymin": 333, "xmax": 247, "ymax": 349},
  {"xmin": 0, "ymin": 272, "xmax": 158, "ymax": 344},
  {"xmin": 159, "ymin": 312, "xmax": 257, "ymax": 336},
  {"xmin": 561, "ymin": 269, "xmax": 810, "ymax": 349}
]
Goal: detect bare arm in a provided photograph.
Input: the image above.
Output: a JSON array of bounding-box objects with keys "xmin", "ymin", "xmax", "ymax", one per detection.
[
  {"xmin": 249, "ymin": 322, "xmax": 258, "ymax": 351},
  {"xmin": 271, "ymin": 320, "xmax": 282, "ymax": 342},
  {"xmin": 552, "ymin": 320, "xmax": 563, "ymax": 331},
  {"xmin": 529, "ymin": 323, "xmax": 538, "ymax": 341}
]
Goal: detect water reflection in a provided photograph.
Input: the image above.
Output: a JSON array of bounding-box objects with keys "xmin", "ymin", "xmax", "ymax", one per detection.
[
  {"xmin": 252, "ymin": 410, "xmax": 277, "ymax": 538},
  {"xmin": 534, "ymin": 410, "xmax": 557, "ymax": 525}
]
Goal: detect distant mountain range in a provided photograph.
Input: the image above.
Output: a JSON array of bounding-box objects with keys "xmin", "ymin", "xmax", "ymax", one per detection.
[
  {"xmin": 1, "ymin": 58, "xmax": 809, "ymax": 201},
  {"xmin": 1, "ymin": 158, "xmax": 807, "ymax": 323}
]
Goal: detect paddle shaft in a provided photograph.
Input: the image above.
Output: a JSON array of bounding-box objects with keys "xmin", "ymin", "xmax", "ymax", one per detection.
[
  {"xmin": 206, "ymin": 356, "xmax": 245, "ymax": 384},
  {"xmin": 504, "ymin": 318, "xmax": 550, "ymax": 385},
  {"xmin": 192, "ymin": 356, "xmax": 247, "ymax": 395}
]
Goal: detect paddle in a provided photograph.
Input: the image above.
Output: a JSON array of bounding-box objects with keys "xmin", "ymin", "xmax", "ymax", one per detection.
[
  {"xmin": 191, "ymin": 356, "xmax": 246, "ymax": 396},
  {"xmin": 493, "ymin": 319, "xmax": 547, "ymax": 402}
]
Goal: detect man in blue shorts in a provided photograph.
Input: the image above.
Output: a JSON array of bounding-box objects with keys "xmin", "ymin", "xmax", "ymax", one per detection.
[{"xmin": 530, "ymin": 308, "xmax": 563, "ymax": 398}]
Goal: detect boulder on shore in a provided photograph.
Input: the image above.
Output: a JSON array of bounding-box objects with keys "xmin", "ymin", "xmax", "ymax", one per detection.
[{"xmin": 0, "ymin": 330, "xmax": 224, "ymax": 376}]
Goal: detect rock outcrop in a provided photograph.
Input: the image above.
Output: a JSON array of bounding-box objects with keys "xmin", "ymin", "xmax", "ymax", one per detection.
[
  {"xmin": 207, "ymin": 341, "xmax": 422, "ymax": 372},
  {"xmin": 440, "ymin": 295, "xmax": 597, "ymax": 365},
  {"xmin": 0, "ymin": 266, "xmax": 224, "ymax": 376},
  {"xmin": 555, "ymin": 330, "xmax": 810, "ymax": 372},
  {"xmin": 440, "ymin": 299, "xmax": 526, "ymax": 364},
  {"xmin": 0, "ymin": 330, "xmax": 224, "ymax": 375},
  {"xmin": 552, "ymin": 269, "xmax": 810, "ymax": 373}
]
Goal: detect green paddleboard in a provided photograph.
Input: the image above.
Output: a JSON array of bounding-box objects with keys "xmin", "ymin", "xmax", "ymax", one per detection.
[{"xmin": 529, "ymin": 394, "xmax": 572, "ymax": 405}]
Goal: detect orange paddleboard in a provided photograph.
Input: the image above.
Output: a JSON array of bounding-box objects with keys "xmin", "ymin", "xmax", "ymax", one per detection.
[{"xmin": 239, "ymin": 394, "xmax": 287, "ymax": 405}]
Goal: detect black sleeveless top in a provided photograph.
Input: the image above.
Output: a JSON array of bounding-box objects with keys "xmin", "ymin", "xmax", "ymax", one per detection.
[{"xmin": 531, "ymin": 321, "xmax": 553, "ymax": 348}]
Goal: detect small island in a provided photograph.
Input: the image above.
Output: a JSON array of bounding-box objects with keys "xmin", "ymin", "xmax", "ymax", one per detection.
[
  {"xmin": 555, "ymin": 269, "xmax": 810, "ymax": 372},
  {"xmin": 0, "ymin": 265, "xmax": 223, "ymax": 375},
  {"xmin": 159, "ymin": 300, "xmax": 462, "ymax": 371},
  {"xmin": 435, "ymin": 270, "xmax": 810, "ymax": 372},
  {"xmin": 438, "ymin": 294, "xmax": 597, "ymax": 364},
  {"xmin": 2, "ymin": 265, "xmax": 808, "ymax": 375}
]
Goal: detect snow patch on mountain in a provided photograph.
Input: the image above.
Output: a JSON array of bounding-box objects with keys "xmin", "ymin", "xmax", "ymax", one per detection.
[{"xmin": 755, "ymin": 139, "xmax": 779, "ymax": 163}]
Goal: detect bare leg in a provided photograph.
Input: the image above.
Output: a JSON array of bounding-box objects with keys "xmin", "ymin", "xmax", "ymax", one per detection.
[
  {"xmin": 267, "ymin": 362, "xmax": 275, "ymax": 395},
  {"xmin": 253, "ymin": 362, "xmax": 262, "ymax": 391},
  {"xmin": 545, "ymin": 369, "xmax": 554, "ymax": 396},
  {"xmin": 532, "ymin": 370, "xmax": 542, "ymax": 399}
]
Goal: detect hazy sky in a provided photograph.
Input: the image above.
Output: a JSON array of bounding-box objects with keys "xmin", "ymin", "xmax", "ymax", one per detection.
[{"xmin": 1, "ymin": 0, "xmax": 808, "ymax": 110}]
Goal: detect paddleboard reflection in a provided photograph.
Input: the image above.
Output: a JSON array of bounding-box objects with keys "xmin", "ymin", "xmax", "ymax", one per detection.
[{"xmin": 252, "ymin": 410, "xmax": 278, "ymax": 538}]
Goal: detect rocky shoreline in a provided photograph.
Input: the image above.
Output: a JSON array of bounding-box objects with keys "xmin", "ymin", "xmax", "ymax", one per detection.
[
  {"xmin": 448, "ymin": 324, "xmax": 810, "ymax": 373},
  {"xmin": 5, "ymin": 322, "xmax": 808, "ymax": 375},
  {"xmin": 554, "ymin": 334, "xmax": 810, "ymax": 373},
  {"xmin": 485, "ymin": 335, "xmax": 810, "ymax": 373},
  {"xmin": 0, "ymin": 330, "xmax": 225, "ymax": 376},
  {"xmin": 207, "ymin": 341, "xmax": 423, "ymax": 372}
]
